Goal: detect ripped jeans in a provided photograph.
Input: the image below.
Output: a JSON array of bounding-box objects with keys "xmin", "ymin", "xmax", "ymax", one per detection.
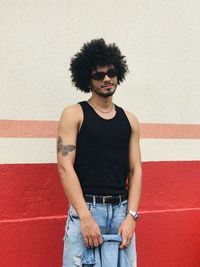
[{"xmin": 62, "ymin": 199, "xmax": 137, "ymax": 267}]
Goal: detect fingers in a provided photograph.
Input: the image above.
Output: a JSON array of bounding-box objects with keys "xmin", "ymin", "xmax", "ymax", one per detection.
[
  {"xmin": 81, "ymin": 216, "xmax": 103, "ymax": 248},
  {"xmin": 84, "ymin": 234, "xmax": 103, "ymax": 248},
  {"xmin": 93, "ymin": 236, "xmax": 103, "ymax": 247},
  {"xmin": 83, "ymin": 237, "xmax": 94, "ymax": 248},
  {"xmin": 83, "ymin": 237, "xmax": 89, "ymax": 247},
  {"xmin": 119, "ymin": 237, "xmax": 131, "ymax": 249},
  {"xmin": 118, "ymin": 227, "xmax": 130, "ymax": 249},
  {"xmin": 97, "ymin": 235, "xmax": 104, "ymax": 246},
  {"xmin": 119, "ymin": 232, "xmax": 133, "ymax": 249},
  {"xmin": 88, "ymin": 237, "xmax": 94, "ymax": 248},
  {"xmin": 118, "ymin": 227, "xmax": 122, "ymax": 236}
]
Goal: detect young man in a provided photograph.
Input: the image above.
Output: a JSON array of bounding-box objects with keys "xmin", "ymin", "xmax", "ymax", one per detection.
[{"xmin": 57, "ymin": 38, "xmax": 142, "ymax": 267}]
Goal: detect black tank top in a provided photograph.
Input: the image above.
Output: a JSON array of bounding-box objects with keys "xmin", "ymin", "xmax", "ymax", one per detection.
[{"xmin": 74, "ymin": 101, "xmax": 131, "ymax": 196}]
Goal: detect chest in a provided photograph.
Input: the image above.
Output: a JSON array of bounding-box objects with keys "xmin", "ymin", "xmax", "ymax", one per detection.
[{"xmin": 78, "ymin": 118, "xmax": 131, "ymax": 148}]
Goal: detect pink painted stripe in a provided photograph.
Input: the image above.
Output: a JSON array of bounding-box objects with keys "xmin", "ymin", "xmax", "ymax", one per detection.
[
  {"xmin": 0, "ymin": 120, "xmax": 200, "ymax": 138},
  {"xmin": 0, "ymin": 120, "xmax": 58, "ymax": 138},
  {"xmin": 141, "ymin": 122, "xmax": 200, "ymax": 139},
  {"xmin": 1, "ymin": 207, "xmax": 200, "ymax": 224}
]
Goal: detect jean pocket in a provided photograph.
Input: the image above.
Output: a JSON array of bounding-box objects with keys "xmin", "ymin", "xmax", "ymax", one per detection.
[
  {"xmin": 69, "ymin": 203, "xmax": 92, "ymax": 219},
  {"xmin": 120, "ymin": 200, "xmax": 128, "ymax": 213}
]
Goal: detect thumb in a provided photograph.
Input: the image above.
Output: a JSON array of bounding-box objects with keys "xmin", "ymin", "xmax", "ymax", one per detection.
[{"xmin": 118, "ymin": 227, "xmax": 122, "ymax": 235}]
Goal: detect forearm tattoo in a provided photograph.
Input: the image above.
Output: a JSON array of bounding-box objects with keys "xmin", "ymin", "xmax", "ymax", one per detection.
[{"xmin": 57, "ymin": 136, "xmax": 76, "ymax": 156}]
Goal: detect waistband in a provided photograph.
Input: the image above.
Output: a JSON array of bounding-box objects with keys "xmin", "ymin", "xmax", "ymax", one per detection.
[{"xmin": 84, "ymin": 194, "xmax": 128, "ymax": 205}]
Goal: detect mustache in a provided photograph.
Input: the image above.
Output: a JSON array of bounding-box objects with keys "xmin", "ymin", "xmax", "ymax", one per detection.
[{"xmin": 100, "ymin": 83, "xmax": 114, "ymax": 88}]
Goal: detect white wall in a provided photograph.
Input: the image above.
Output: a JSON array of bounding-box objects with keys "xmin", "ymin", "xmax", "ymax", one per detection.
[{"xmin": 1, "ymin": 0, "xmax": 200, "ymax": 123}]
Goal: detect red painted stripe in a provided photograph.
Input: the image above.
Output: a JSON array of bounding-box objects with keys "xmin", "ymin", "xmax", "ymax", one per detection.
[
  {"xmin": 0, "ymin": 120, "xmax": 200, "ymax": 138},
  {"xmin": 0, "ymin": 161, "xmax": 199, "ymax": 220}
]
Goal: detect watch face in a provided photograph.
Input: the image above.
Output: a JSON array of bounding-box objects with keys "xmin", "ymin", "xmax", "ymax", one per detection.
[
  {"xmin": 128, "ymin": 210, "xmax": 139, "ymax": 220},
  {"xmin": 134, "ymin": 213, "xmax": 139, "ymax": 220}
]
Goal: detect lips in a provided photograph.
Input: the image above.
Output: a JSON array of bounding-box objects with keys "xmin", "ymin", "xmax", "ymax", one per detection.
[{"xmin": 102, "ymin": 84, "xmax": 113, "ymax": 88}]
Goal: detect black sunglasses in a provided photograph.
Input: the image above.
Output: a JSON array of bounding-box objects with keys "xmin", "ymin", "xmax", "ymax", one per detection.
[{"xmin": 91, "ymin": 68, "xmax": 117, "ymax": 81}]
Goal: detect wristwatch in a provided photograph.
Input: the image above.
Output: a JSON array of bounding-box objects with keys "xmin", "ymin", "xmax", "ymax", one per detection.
[{"xmin": 127, "ymin": 210, "xmax": 139, "ymax": 221}]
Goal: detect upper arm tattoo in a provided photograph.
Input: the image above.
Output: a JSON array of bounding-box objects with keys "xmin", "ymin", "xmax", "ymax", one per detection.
[{"xmin": 57, "ymin": 136, "xmax": 76, "ymax": 156}]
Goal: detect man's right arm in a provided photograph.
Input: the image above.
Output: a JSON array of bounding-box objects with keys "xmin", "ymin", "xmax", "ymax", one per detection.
[
  {"xmin": 57, "ymin": 105, "xmax": 90, "ymax": 219},
  {"xmin": 56, "ymin": 105, "xmax": 103, "ymax": 247}
]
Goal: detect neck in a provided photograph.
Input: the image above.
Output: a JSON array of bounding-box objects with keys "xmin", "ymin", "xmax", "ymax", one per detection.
[{"xmin": 89, "ymin": 94, "xmax": 113, "ymax": 109}]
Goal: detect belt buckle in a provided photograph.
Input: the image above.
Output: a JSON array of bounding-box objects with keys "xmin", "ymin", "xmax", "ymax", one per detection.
[{"xmin": 103, "ymin": 195, "xmax": 113, "ymax": 205}]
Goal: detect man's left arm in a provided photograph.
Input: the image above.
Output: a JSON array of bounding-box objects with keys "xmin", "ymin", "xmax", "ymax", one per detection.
[{"xmin": 118, "ymin": 112, "xmax": 142, "ymax": 249}]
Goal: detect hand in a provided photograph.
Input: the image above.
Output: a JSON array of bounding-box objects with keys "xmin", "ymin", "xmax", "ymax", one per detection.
[
  {"xmin": 80, "ymin": 214, "xmax": 103, "ymax": 248},
  {"xmin": 118, "ymin": 214, "xmax": 136, "ymax": 249}
]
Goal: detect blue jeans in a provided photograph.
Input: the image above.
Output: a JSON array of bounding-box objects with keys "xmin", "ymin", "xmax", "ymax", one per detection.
[{"xmin": 62, "ymin": 199, "xmax": 137, "ymax": 267}]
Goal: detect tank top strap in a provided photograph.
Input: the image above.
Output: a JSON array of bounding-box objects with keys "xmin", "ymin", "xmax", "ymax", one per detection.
[
  {"xmin": 78, "ymin": 100, "xmax": 89, "ymax": 111},
  {"xmin": 78, "ymin": 100, "xmax": 93, "ymax": 119},
  {"xmin": 114, "ymin": 104, "xmax": 130, "ymax": 126}
]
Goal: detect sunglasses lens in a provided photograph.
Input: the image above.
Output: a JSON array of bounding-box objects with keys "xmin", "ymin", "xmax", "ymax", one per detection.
[
  {"xmin": 107, "ymin": 68, "xmax": 117, "ymax": 77},
  {"xmin": 91, "ymin": 68, "xmax": 117, "ymax": 80},
  {"xmin": 92, "ymin": 72, "xmax": 105, "ymax": 80}
]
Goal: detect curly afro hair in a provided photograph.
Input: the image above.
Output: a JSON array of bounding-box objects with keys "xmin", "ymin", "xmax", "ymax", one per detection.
[{"xmin": 69, "ymin": 38, "xmax": 129, "ymax": 93}]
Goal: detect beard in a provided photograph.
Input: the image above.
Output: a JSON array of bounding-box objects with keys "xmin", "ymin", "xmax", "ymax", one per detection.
[{"xmin": 91, "ymin": 84, "xmax": 117, "ymax": 98}]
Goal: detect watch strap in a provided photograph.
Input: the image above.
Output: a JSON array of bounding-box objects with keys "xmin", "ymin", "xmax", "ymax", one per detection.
[{"xmin": 127, "ymin": 210, "xmax": 139, "ymax": 221}]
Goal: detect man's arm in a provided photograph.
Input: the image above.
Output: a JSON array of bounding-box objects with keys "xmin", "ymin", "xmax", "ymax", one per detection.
[
  {"xmin": 127, "ymin": 113, "xmax": 142, "ymax": 213},
  {"xmin": 57, "ymin": 105, "xmax": 90, "ymax": 218},
  {"xmin": 118, "ymin": 111, "xmax": 142, "ymax": 248},
  {"xmin": 57, "ymin": 105, "xmax": 103, "ymax": 247}
]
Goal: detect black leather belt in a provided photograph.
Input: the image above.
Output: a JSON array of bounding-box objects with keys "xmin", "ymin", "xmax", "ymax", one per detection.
[{"xmin": 84, "ymin": 194, "xmax": 128, "ymax": 205}]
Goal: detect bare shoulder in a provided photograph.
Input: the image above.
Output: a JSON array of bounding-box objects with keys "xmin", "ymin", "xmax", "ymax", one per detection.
[
  {"xmin": 123, "ymin": 109, "xmax": 140, "ymax": 138},
  {"xmin": 59, "ymin": 103, "xmax": 82, "ymax": 122},
  {"xmin": 58, "ymin": 103, "xmax": 83, "ymax": 132},
  {"xmin": 123, "ymin": 109, "xmax": 140, "ymax": 131}
]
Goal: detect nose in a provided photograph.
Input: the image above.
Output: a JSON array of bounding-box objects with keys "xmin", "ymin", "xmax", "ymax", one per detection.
[{"xmin": 103, "ymin": 74, "xmax": 111, "ymax": 81}]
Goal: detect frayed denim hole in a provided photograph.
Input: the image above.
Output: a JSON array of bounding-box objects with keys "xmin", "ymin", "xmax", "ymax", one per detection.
[{"xmin": 73, "ymin": 255, "xmax": 82, "ymax": 266}]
